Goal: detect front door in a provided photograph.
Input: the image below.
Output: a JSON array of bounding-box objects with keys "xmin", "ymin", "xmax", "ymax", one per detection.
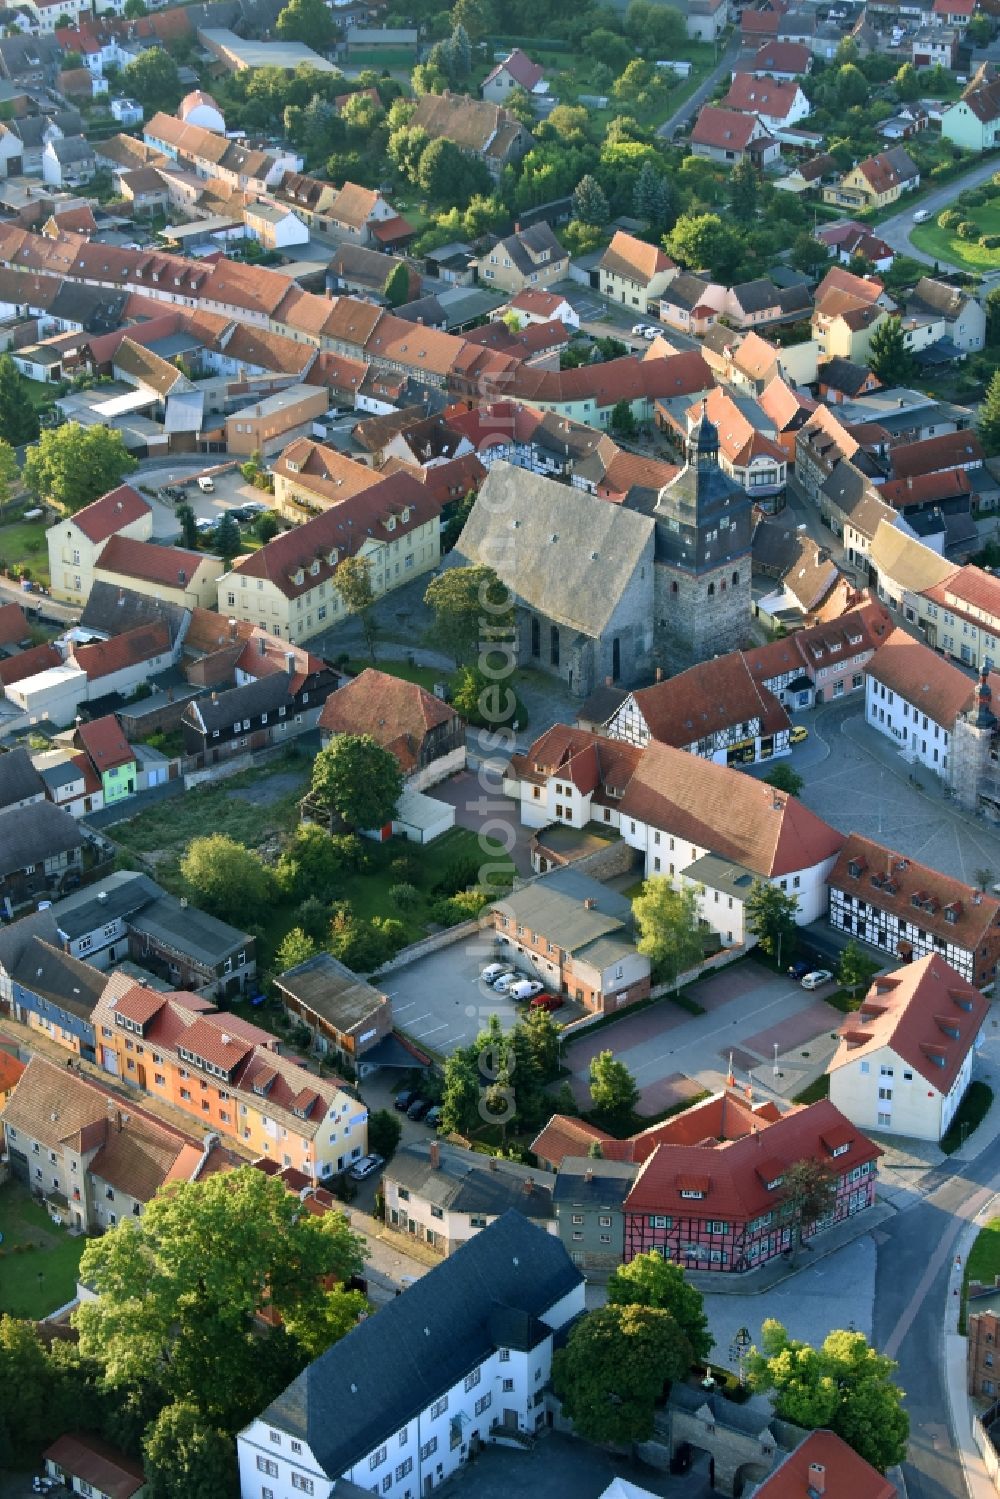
[{"xmin": 503, "ymin": 1409, "xmax": 518, "ymax": 1430}]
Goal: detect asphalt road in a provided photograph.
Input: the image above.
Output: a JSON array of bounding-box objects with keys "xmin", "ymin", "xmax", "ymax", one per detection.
[
  {"xmin": 879, "ymin": 155, "xmax": 1000, "ymax": 272},
  {"xmin": 657, "ymin": 33, "xmax": 746, "ymax": 139}
]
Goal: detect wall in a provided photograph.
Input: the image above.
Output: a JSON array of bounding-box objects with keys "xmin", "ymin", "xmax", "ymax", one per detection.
[
  {"xmin": 865, "ymin": 672, "xmax": 950, "ymax": 777},
  {"xmin": 828, "ymin": 1040, "xmax": 949, "ymax": 1140}
]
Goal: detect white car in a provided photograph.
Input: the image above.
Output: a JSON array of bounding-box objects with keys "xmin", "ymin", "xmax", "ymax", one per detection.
[
  {"xmin": 348, "ymin": 1153, "xmax": 384, "ymax": 1180},
  {"xmin": 492, "ymin": 970, "xmax": 523, "ymax": 993},
  {"xmin": 641, "ymin": 326, "xmax": 660, "ymax": 340},
  {"xmin": 913, "ymin": 208, "xmax": 931, "ymax": 224},
  {"xmin": 196, "ymin": 475, "xmax": 215, "ymax": 493},
  {"xmin": 631, "ymin": 323, "xmax": 647, "ymax": 336},
  {"xmin": 509, "ymin": 979, "xmax": 544, "ymax": 1002},
  {"xmin": 481, "ymin": 962, "xmax": 513, "ymax": 985},
  {"xmin": 801, "ymin": 969, "xmax": 833, "ymax": 990}
]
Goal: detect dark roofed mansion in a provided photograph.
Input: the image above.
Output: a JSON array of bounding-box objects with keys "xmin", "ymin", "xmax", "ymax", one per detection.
[{"xmin": 237, "ymin": 1211, "xmax": 584, "ymax": 1499}]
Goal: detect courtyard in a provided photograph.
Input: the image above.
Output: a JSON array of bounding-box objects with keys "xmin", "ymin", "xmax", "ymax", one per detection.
[
  {"xmin": 0, "ymin": 1183, "xmax": 87, "ymax": 1318},
  {"xmin": 435, "ymin": 1430, "xmax": 710, "ymax": 1499}
]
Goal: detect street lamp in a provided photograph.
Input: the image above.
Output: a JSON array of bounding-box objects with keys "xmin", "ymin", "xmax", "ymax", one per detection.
[
  {"xmin": 773, "ymin": 1041, "xmax": 779, "ymax": 1079},
  {"xmin": 730, "ymin": 1326, "xmax": 752, "ymax": 1387}
]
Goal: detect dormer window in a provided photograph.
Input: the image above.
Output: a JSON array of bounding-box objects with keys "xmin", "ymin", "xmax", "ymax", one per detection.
[
  {"xmin": 310, "ymin": 559, "xmax": 320, "ymax": 575},
  {"xmin": 293, "ymin": 568, "xmax": 304, "ymax": 585},
  {"xmin": 830, "ymin": 1143, "xmax": 849, "ymax": 1157},
  {"xmin": 287, "ymin": 461, "xmax": 299, "ymax": 474},
  {"xmin": 386, "ymin": 516, "xmax": 396, "ymax": 531},
  {"xmin": 680, "ymin": 1189, "xmax": 704, "ymax": 1200},
  {"xmin": 765, "ymin": 1176, "xmax": 784, "ymax": 1191},
  {"xmin": 402, "ymin": 507, "xmax": 411, "ymax": 522},
  {"xmin": 327, "ymin": 548, "xmax": 338, "ymax": 565},
  {"xmin": 945, "ymin": 907, "xmax": 958, "ymax": 925}
]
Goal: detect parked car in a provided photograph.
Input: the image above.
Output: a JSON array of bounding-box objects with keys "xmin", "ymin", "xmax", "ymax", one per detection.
[
  {"xmin": 407, "ymin": 1097, "xmax": 432, "ymax": 1121},
  {"xmin": 529, "ymin": 992, "xmax": 564, "ymax": 1012},
  {"xmin": 394, "ymin": 1089, "xmax": 417, "ymax": 1112},
  {"xmin": 631, "ymin": 322, "xmax": 647, "ymax": 336},
  {"xmin": 790, "ymin": 725, "xmax": 809, "ymax": 745},
  {"xmin": 508, "ymin": 979, "xmax": 544, "ymax": 1002},
  {"xmin": 348, "ymin": 1153, "xmax": 384, "ymax": 1180},
  {"xmin": 492, "ymin": 970, "xmax": 523, "ymax": 993},
  {"xmin": 641, "ymin": 325, "xmax": 659, "ymax": 340},
  {"xmin": 481, "ymin": 962, "xmax": 514, "ymax": 985},
  {"xmin": 788, "ymin": 960, "xmax": 811, "ymax": 980},
  {"xmin": 196, "ymin": 475, "xmax": 215, "ymax": 492},
  {"xmin": 424, "ymin": 1105, "xmax": 442, "ymax": 1129},
  {"xmin": 242, "ymin": 500, "xmax": 270, "ymax": 516},
  {"xmin": 801, "ymin": 969, "xmax": 833, "ymax": 990},
  {"xmin": 913, "ymin": 208, "xmax": 931, "ymax": 224}
]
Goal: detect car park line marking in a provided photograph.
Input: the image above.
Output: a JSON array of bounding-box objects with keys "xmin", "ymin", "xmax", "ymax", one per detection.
[
  {"xmin": 392, "ymin": 1000, "xmax": 414, "ymax": 1013},
  {"xmin": 420, "ymin": 1024, "xmax": 448, "ymax": 1037},
  {"xmin": 408, "ymin": 1012, "xmax": 431, "ymax": 1025}
]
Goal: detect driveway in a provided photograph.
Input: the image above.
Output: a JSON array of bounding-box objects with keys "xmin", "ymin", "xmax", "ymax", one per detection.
[
  {"xmin": 561, "ymin": 960, "xmax": 841, "ymax": 1114},
  {"xmin": 772, "ymin": 698, "xmax": 1000, "ymax": 883},
  {"xmin": 657, "ymin": 34, "xmax": 747, "ymax": 139},
  {"xmin": 425, "ymin": 771, "xmax": 536, "ymax": 877},
  {"xmin": 878, "ymin": 154, "xmax": 1000, "ymax": 271},
  {"xmin": 136, "ymin": 462, "xmax": 269, "ymax": 539}
]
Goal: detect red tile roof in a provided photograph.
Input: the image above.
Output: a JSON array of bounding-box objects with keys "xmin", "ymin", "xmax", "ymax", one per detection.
[
  {"xmin": 43, "ymin": 1435, "xmax": 145, "ymax": 1499},
  {"xmin": 0, "ymin": 1049, "xmax": 25, "ymax": 1095},
  {"xmin": 627, "ymin": 652, "xmax": 790, "ymax": 747},
  {"xmin": 890, "ymin": 430, "xmax": 984, "ymax": 479},
  {"xmin": 72, "ymin": 622, "xmax": 171, "ymax": 682},
  {"xmin": 691, "ymin": 105, "xmax": 765, "ymax": 151},
  {"xmin": 0, "ymin": 643, "xmax": 62, "ymax": 686},
  {"xmin": 598, "ymin": 229, "xmax": 675, "ymax": 287},
  {"xmin": 755, "ymin": 1431, "xmax": 895, "ymax": 1499},
  {"xmin": 742, "ymin": 598, "xmax": 891, "ymax": 686},
  {"xmin": 831, "ymin": 955, "xmax": 989, "ymax": 1094},
  {"xmin": 879, "ymin": 467, "xmax": 971, "ymax": 508},
  {"xmin": 625, "ymin": 1099, "xmax": 880, "ymax": 1214},
  {"xmin": 752, "ymin": 40, "xmax": 811, "ymax": 72},
  {"xmin": 77, "ymin": 714, "xmax": 133, "ymax": 773},
  {"xmin": 723, "ymin": 73, "xmax": 802, "ymax": 117},
  {"xmin": 318, "ymin": 667, "xmax": 459, "ymax": 774},
  {"xmin": 0, "ymin": 601, "xmax": 29, "ymax": 648},
  {"xmin": 866, "ymin": 625, "xmax": 979, "ymax": 727},
  {"xmin": 483, "ymin": 47, "xmax": 545, "ymax": 91},
  {"xmin": 71, "ymin": 484, "xmax": 150, "ymax": 545},
  {"xmin": 95, "ymin": 535, "xmax": 212, "ymax": 590},
  {"xmin": 510, "ymin": 724, "xmax": 643, "ymax": 799}
]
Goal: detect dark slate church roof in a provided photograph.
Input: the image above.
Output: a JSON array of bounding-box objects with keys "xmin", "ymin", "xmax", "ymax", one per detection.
[
  {"xmin": 259, "ymin": 1211, "xmax": 582, "ymax": 1477},
  {"xmin": 635, "ymin": 408, "xmax": 752, "ymax": 572}
]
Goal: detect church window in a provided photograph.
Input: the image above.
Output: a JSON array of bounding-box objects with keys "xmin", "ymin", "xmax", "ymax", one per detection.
[
  {"xmin": 708, "ymin": 583, "xmax": 715, "ymax": 597},
  {"xmin": 671, "ymin": 581, "xmax": 678, "ymax": 594},
  {"xmin": 732, "ymin": 571, "xmax": 739, "ymax": 586}
]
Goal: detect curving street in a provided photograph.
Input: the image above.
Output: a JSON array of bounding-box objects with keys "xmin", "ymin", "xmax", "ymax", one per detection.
[{"xmin": 879, "ymin": 155, "xmax": 1000, "ymax": 271}]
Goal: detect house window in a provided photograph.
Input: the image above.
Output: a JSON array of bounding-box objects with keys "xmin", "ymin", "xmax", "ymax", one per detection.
[
  {"xmin": 256, "ymin": 1459, "xmax": 278, "ymax": 1477},
  {"xmin": 369, "ymin": 1447, "xmax": 387, "ymax": 1470},
  {"xmin": 291, "ymin": 1476, "xmax": 313, "ymax": 1494},
  {"xmin": 465, "ymin": 1368, "xmax": 481, "ymax": 1391}
]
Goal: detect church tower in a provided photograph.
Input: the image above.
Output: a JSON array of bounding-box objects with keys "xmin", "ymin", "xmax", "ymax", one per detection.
[{"xmin": 649, "ymin": 404, "xmax": 753, "ymax": 673}]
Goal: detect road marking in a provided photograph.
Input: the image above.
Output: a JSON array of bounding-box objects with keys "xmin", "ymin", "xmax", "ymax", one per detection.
[
  {"xmin": 883, "ymin": 1184, "xmax": 993, "ymax": 1359},
  {"xmin": 419, "ymin": 1023, "xmax": 449, "ymax": 1037},
  {"xmin": 408, "ymin": 1012, "xmax": 431, "ymax": 1025},
  {"xmin": 393, "ymin": 1000, "xmax": 415, "ymax": 1013}
]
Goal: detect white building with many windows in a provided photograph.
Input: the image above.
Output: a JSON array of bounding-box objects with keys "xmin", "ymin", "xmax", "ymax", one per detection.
[
  {"xmin": 827, "ymin": 956, "xmax": 988, "ymax": 1141},
  {"xmin": 237, "ymin": 1212, "xmax": 584, "ymax": 1499},
  {"xmin": 864, "ymin": 625, "xmax": 980, "ymax": 779}
]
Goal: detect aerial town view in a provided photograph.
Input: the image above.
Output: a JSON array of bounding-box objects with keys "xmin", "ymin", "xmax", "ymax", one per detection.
[{"xmin": 4, "ymin": 0, "xmax": 1000, "ymax": 1495}]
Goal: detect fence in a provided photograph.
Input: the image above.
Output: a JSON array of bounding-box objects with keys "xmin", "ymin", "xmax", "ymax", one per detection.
[{"xmin": 974, "ymin": 1403, "xmax": 1000, "ymax": 1495}]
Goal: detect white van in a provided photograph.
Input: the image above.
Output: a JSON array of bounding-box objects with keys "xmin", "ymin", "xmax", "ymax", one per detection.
[
  {"xmin": 197, "ymin": 475, "xmax": 215, "ymax": 493},
  {"xmin": 913, "ymin": 208, "xmax": 931, "ymax": 224}
]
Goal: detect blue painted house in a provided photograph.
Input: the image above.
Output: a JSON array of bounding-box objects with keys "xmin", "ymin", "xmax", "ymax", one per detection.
[{"xmin": 11, "ymin": 936, "xmax": 105, "ymax": 1061}]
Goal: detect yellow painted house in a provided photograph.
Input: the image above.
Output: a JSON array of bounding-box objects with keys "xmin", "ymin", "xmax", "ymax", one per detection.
[
  {"xmin": 46, "ymin": 484, "xmax": 153, "ymax": 605},
  {"xmin": 824, "ymin": 146, "xmax": 920, "ymax": 210}
]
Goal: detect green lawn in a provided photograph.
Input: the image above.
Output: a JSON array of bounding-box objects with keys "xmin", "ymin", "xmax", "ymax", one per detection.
[
  {"xmin": 941, "ymin": 1080, "xmax": 993, "ymax": 1156},
  {"xmin": 0, "ymin": 517, "xmax": 50, "ymax": 587},
  {"xmin": 911, "ymin": 200, "xmax": 1000, "ymax": 273},
  {"xmin": 348, "ymin": 658, "xmax": 447, "ymax": 693},
  {"xmin": 0, "ymin": 1185, "xmax": 87, "ymax": 1318},
  {"xmin": 961, "ymin": 1214, "xmax": 1000, "ymax": 1333},
  {"xmin": 792, "ymin": 1074, "xmax": 830, "ymax": 1106},
  {"xmin": 112, "ymin": 764, "xmax": 308, "ymax": 862}
]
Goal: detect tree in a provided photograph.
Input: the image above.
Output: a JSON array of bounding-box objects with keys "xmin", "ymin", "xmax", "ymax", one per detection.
[
  {"xmin": 122, "ymin": 0, "xmax": 146, "ymax": 14},
  {"xmin": 0, "ymin": 437, "xmax": 19, "ymax": 518},
  {"xmin": 749, "ymin": 1320, "xmax": 908, "ymax": 1470},
  {"xmin": 275, "ymin": 927, "xmax": 316, "ymax": 974},
  {"xmin": 777, "ymin": 1158, "xmax": 838, "ymax": 1261},
  {"xmin": 837, "ymin": 938, "xmax": 873, "ymax": 1001},
  {"xmin": 369, "ymin": 1108, "xmax": 403, "ymax": 1161},
  {"xmin": 836, "ymin": 63, "xmax": 868, "ymax": 106},
  {"xmin": 256, "ymin": 510, "xmax": 280, "ymax": 543},
  {"xmin": 791, "ymin": 231, "xmax": 830, "ymax": 278},
  {"xmin": 23, "ymin": 422, "xmax": 136, "ymax": 513},
  {"xmin": 450, "ymin": 0, "xmax": 491, "ymax": 40},
  {"xmin": 553, "ymin": 1303, "xmax": 693, "ymax": 1443},
  {"xmin": 180, "ymin": 834, "xmax": 276, "ymax": 926},
  {"xmin": 75, "ymin": 1168, "xmax": 365, "ymax": 1428},
  {"xmin": 333, "ymin": 554, "xmax": 379, "ymax": 659},
  {"xmin": 176, "ymin": 502, "xmax": 199, "ymax": 550},
  {"xmin": 666, "ymin": 212, "xmax": 743, "ymax": 280},
  {"xmin": 987, "ymin": 286, "xmax": 1000, "ymax": 347},
  {"xmin": 968, "ymin": 12, "xmax": 992, "ymax": 44},
  {"xmin": 729, "ymin": 157, "xmax": 759, "ymax": 224},
  {"xmin": 980, "ymin": 369, "xmax": 1000, "ymax": 458},
  {"xmin": 588, "ymin": 1050, "xmax": 639, "ymax": 1128},
  {"xmin": 975, "ymin": 866, "xmax": 994, "ymax": 893},
  {"xmin": 276, "ymin": 0, "xmax": 334, "ymax": 47},
  {"xmin": 439, "ymin": 1045, "xmax": 482, "ymax": 1135},
  {"xmin": 633, "ymin": 877, "xmax": 704, "ymax": 991},
  {"xmin": 608, "ymin": 397, "xmax": 638, "ymax": 437},
  {"xmin": 383, "ymin": 260, "xmax": 411, "ymax": 309},
  {"xmin": 143, "ymin": 1403, "xmax": 236, "ymax": 1499},
  {"xmin": 607, "ymin": 1253, "xmax": 713, "ymax": 1362},
  {"xmin": 310, "ymin": 735, "xmax": 403, "ymax": 831},
  {"xmin": 424, "ymin": 563, "xmax": 512, "ymax": 666},
  {"xmin": 868, "ymin": 315, "xmax": 914, "ymax": 385},
  {"xmin": 418, "ymin": 137, "xmax": 489, "ymax": 202},
  {"xmin": 388, "ymin": 123, "xmax": 431, "ymax": 180},
  {"xmin": 746, "ymin": 878, "xmax": 799, "ymax": 967},
  {"xmin": 0, "ymin": 354, "xmax": 40, "ymax": 446},
  {"xmin": 212, "ymin": 512, "xmax": 241, "ymax": 565},
  {"xmin": 449, "ymin": 22, "xmax": 471, "ymax": 78},
  {"xmin": 571, "ymin": 173, "xmax": 610, "ymax": 226},
  {"xmin": 894, "ymin": 61, "xmax": 920, "ymax": 100},
  {"xmin": 764, "ymin": 763, "xmax": 804, "ymax": 797},
  {"xmin": 122, "ymin": 48, "xmax": 181, "ymax": 112}
]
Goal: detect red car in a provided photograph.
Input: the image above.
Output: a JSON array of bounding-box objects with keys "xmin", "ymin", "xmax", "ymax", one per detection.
[{"xmin": 529, "ymin": 992, "xmax": 564, "ymax": 1012}]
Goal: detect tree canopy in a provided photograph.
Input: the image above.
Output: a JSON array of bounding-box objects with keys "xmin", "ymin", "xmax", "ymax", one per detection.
[
  {"xmin": 23, "ymin": 422, "xmax": 137, "ymax": 513},
  {"xmin": 180, "ymin": 834, "xmax": 276, "ymax": 926},
  {"xmin": 607, "ymin": 1252, "xmax": 713, "ymax": 1363},
  {"xmin": 121, "ymin": 48, "xmax": 181, "ymax": 112},
  {"xmin": 0, "ymin": 354, "xmax": 39, "ymax": 446},
  {"xmin": 553, "ymin": 1303, "xmax": 693, "ymax": 1443},
  {"xmin": 746, "ymin": 879, "xmax": 799, "ymax": 964},
  {"xmin": 633, "ymin": 877, "xmax": 704, "ymax": 989},
  {"xmin": 424, "ymin": 563, "xmax": 513, "ymax": 666},
  {"xmin": 332, "ymin": 554, "xmax": 378, "ymax": 659},
  {"xmin": 276, "ymin": 0, "xmax": 334, "ymax": 47},
  {"xmin": 588, "ymin": 1050, "xmax": 639, "ymax": 1128},
  {"xmin": 868, "ymin": 315, "xmax": 914, "ymax": 385},
  {"xmin": 310, "ymin": 734, "xmax": 403, "ymax": 831}
]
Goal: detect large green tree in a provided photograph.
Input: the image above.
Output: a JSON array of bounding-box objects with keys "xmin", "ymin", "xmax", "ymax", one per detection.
[
  {"xmin": 749, "ymin": 1320, "xmax": 909, "ymax": 1470},
  {"xmin": 424, "ymin": 563, "xmax": 512, "ymax": 666},
  {"xmin": 23, "ymin": 422, "xmax": 137, "ymax": 513},
  {"xmin": 980, "ymin": 369, "xmax": 1000, "ymax": 457},
  {"xmin": 666, "ymin": 212, "xmax": 743, "ymax": 280},
  {"xmin": 310, "ymin": 733, "xmax": 403, "ymax": 830},
  {"xmin": 0, "ymin": 354, "xmax": 39, "ymax": 445},
  {"xmin": 143, "ymin": 1403, "xmax": 237, "ymax": 1499},
  {"xmin": 276, "ymin": 0, "xmax": 334, "ymax": 47},
  {"xmin": 179, "ymin": 833, "xmax": 276, "ymax": 925},
  {"xmin": 418, "ymin": 138, "xmax": 490, "ymax": 202},
  {"xmin": 777, "ymin": 1157, "xmax": 838, "ymax": 1262},
  {"xmin": 838, "ymin": 938, "xmax": 874, "ymax": 1000},
  {"xmin": 746, "ymin": 879, "xmax": 799, "ymax": 966},
  {"xmin": 588, "ymin": 1049, "xmax": 639, "ymax": 1128},
  {"xmin": 553, "ymin": 1303, "xmax": 693, "ymax": 1443},
  {"xmin": 333, "ymin": 553, "xmax": 379, "ymax": 660},
  {"xmin": 633, "ymin": 877, "xmax": 704, "ymax": 990},
  {"xmin": 607, "ymin": 1252, "xmax": 713, "ymax": 1363},
  {"xmin": 571, "ymin": 173, "xmax": 610, "ymax": 226},
  {"xmin": 121, "ymin": 48, "xmax": 181, "ymax": 112},
  {"xmin": 75, "ymin": 1168, "xmax": 365, "ymax": 1429},
  {"xmin": 868, "ymin": 315, "xmax": 914, "ymax": 385},
  {"xmin": 0, "ymin": 437, "xmax": 19, "ymax": 518}
]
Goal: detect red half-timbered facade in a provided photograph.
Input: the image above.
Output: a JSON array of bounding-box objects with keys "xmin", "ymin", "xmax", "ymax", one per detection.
[{"xmin": 623, "ymin": 1099, "xmax": 880, "ymax": 1273}]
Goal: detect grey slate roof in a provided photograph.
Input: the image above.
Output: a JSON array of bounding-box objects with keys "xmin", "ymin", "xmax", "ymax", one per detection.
[
  {"xmin": 386, "ymin": 1141, "xmax": 554, "ymax": 1219},
  {"xmin": 493, "ymin": 866, "xmax": 632, "ymax": 953},
  {"xmin": 51, "ymin": 871, "xmax": 162, "ymax": 941},
  {"xmin": 188, "ymin": 672, "xmax": 293, "ymax": 734},
  {"xmin": 456, "ymin": 462, "xmax": 654, "ymax": 640},
  {"xmin": 0, "ymin": 801, "xmax": 83, "ymax": 878},
  {"xmin": 552, "ymin": 1156, "xmax": 637, "ymax": 1205},
  {"xmin": 259, "ymin": 1211, "xmax": 581, "ymax": 1476},
  {"xmin": 730, "ymin": 278, "xmax": 780, "ymax": 315},
  {"xmin": 275, "ymin": 951, "xmax": 386, "ymax": 1032},
  {"xmin": 80, "ymin": 582, "xmax": 189, "ymax": 645},
  {"xmin": 130, "ymin": 893, "xmax": 250, "ymax": 965},
  {"xmin": 11, "ymin": 936, "xmax": 105, "ymax": 1018},
  {"xmin": 820, "ymin": 457, "xmax": 871, "ymax": 520},
  {"xmin": 0, "ymin": 907, "xmax": 60, "ymax": 980},
  {"xmin": 0, "ymin": 746, "xmax": 46, "ymax": 812},
  {"xmin": 818, "ymin": 356, "xmax": 872, "ymax": 398},
  {"xmin": 48, "ymin": 282, "xmax": 129, "ymax": 336}
]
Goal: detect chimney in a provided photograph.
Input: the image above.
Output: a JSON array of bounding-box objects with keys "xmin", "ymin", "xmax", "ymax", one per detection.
[
  {"xmin": 585, "ymin": 1167, "xmax": 594, "ymax": 1183},
  {"xmin": 655, "ymin": 666, "xmax": 664, "ymax": 682},
  {"xmin": 429, "ymin": 1140, "xmax": 440, "ymax": 1169},
  {"xmin": 286, "ymin": 650, "xmax": 297, "ymax": 675},
  {"xmin": 808, "ymin": 1464, "xmax": 826, "ymax": 1496}
]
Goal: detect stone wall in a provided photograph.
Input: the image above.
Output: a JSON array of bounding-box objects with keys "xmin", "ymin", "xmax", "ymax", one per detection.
[{"xmin": 654, "ymin": 556, "xmax": 752, "ymax": 674}]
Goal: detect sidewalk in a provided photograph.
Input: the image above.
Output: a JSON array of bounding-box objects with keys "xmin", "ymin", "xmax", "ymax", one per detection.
[
  {"xmin": 683, "ymin": 1200, "xmax": 897, "ymax": 1295},
  {"xmin": 944, "ymin": 1183, "xmax": 1000, "ymax": 1499}
]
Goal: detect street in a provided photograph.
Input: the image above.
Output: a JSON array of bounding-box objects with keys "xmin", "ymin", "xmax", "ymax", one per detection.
[
  {"xmin": 657, "ymin": 34, "xmax": 747, "ymax": 139},
  {"xmin": 879, "ymin": 155, "xmax": 1000, "ymax": 272}
]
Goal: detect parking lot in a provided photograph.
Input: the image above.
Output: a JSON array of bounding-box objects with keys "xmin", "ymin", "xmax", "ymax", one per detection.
[
  {"xmin": 135, "ymin": 460, "xmax": 274, "ymax": 540},
  {"xmin": 381, "ymin": 936, "xmax": 583, "ymax": 1056}
]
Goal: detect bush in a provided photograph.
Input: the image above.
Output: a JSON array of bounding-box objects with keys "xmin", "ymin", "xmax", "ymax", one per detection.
[
  {"xmin": 958, "ymin": 220, "xmax": 980, "ymax": 240},
  {"xmin": 429, "ymin": 888, "xmax": 491, "ymax": 925},
  {"xmin": 390, "ymin": 851, "xmax": 422, "ymax": 884},
  {"xmin": 938, "ymin": 208, "xmax": 962, "ymax": 229},
  {"xmin": 433, "ymin": 855, "xmax": 482, "ymax": 897},
  {"xmin": 980, "ymin": 234, "xmax": 1000, "ymax": 250},
  {"xmin": 390, "ymin": 881, "xmax": 420, "ymax": 910}
]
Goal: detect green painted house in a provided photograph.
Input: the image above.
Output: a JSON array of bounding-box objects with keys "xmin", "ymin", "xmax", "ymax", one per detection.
[
  {"xmin": 942, "ymin": 80, "xmax": 1000, "ymax": 152},
  {"xmin": 77, "ymin": 715, "xmax": 136, "ymax": 806}
]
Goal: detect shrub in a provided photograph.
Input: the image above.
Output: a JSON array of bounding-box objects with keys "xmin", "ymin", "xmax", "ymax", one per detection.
[
  {"xmin": 959, "ymin": 187, "xmax": 987, "ymax": 206},
  {"xmin": 429, "ymin": 888, "xmax": 491, "ymax": 925},
  {"xmin": 390, "ymin": 852, "xmax": 422, "ymax": 884},
  {"xmin": 980, "ymin": 234, "xmax": 1000, "ymax": 250},
  {"xmin": 433, "ymin": 855, "xmax": 482, "ymax": 897},
  {"xmin": 958, "ymin": 220, "xmax": 979, "ymax": 241},
  {"xmin": 390, "ymin": 881, "xmax": 420, "ymax": 910},
  {"xmin": 938, "ymin": 208, "xmax": 962, "ymax": 229}
]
